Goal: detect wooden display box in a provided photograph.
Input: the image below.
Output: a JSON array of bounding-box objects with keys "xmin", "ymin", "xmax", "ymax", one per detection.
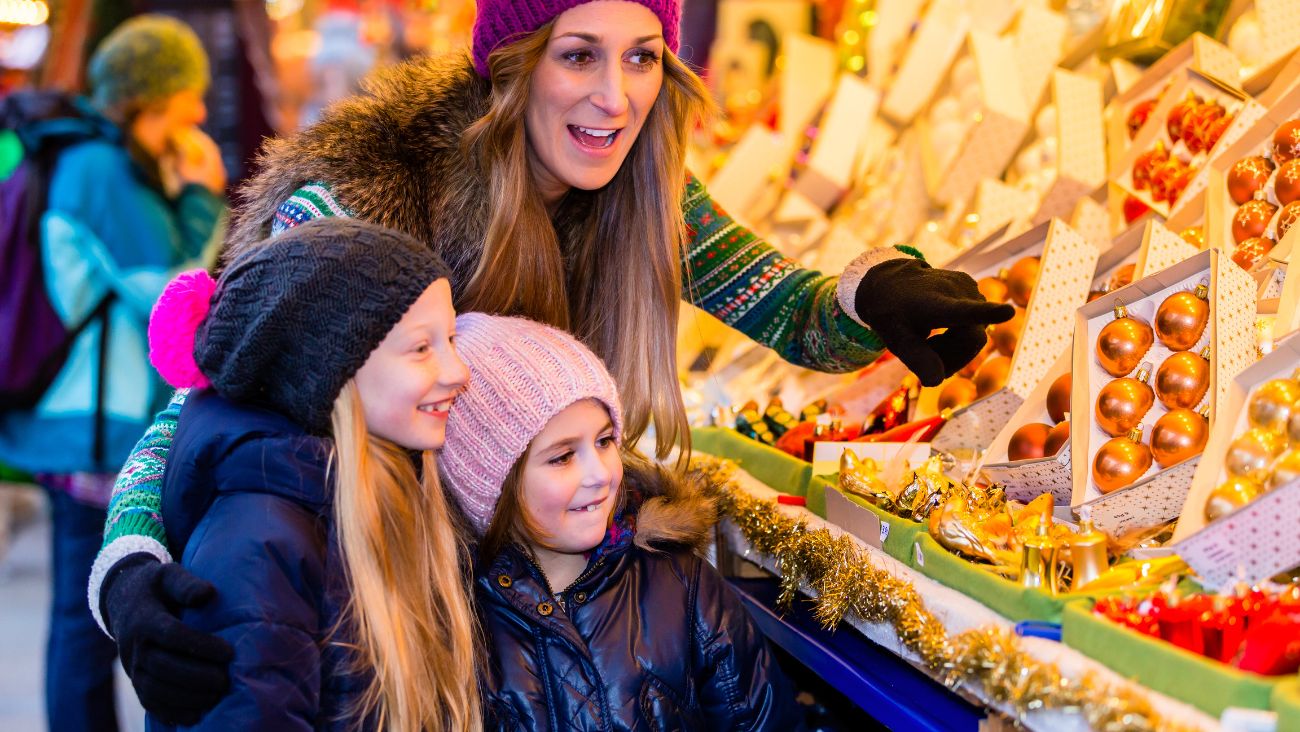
[
  {"xmin": 1069, "ymin": 250, "xmax": 1257, "ymax": 536},
  {"xmin": 1171, "ymin": 337, "xmax": 1300, "ymax": 589},
  {"xmin": 918, "ymin": 30, "xmax": 1030, "ymax": 206},
  {"xmin": 933, "ymin": 219, "xmax": 1100, "ymax": 453},
  {"xmin": 1030, "ymin": 70, "xmax": 1107, "ymax": 224}
]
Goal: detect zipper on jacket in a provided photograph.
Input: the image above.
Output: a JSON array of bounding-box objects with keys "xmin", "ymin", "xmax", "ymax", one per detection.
[{"xmin": 518, "ymin": 548, "xmax": 607, "ymax": 614}]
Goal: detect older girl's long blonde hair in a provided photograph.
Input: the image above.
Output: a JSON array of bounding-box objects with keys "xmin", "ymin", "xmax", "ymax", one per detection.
[
  {"xmin": 461, "ymin": 22, "xmax": 714, "ymax": 461},
  {"xmin": 330, "ymin": 383, "xmax": 481, "ymax": 731}
]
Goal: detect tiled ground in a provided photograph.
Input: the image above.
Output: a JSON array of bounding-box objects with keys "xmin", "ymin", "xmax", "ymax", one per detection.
[{"xmin": 0, "ymin": 489, "xmax": 143, "ymax": 732}]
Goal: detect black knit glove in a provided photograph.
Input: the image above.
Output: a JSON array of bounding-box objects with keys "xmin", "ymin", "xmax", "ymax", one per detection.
[
  {"xmin": 855, "ymin": 257, "xmax": 1015, "ymax": 387},
  {"xmin": 102, "ymin": 554, "xmax": 233, "ymax": 725}
]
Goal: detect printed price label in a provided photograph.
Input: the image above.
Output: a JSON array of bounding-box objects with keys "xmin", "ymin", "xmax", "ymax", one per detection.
[
  {"xmin": 913, "ymin": 540, "xmax": 925, "ymax": 567},
  {"xmin": 880, "ymin": 522, "xmax": 891, "ymax": 545}
]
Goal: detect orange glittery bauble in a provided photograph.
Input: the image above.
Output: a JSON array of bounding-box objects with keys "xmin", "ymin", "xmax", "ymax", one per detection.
[
  {"xmin": 1151, "ymin": 409, "xmax": 1208, "ymax": 468},
  {"xmin": 1126, "ymin": 98, "xmax": 1157, "ymax": 139},
  {"xmin": 1095, "ymin": 376, "xmax": 1155, "ymax": 437},
  {"xmin": 958, "ymin": 337, "xmax": 995, "ymax": 379},
  {"xmin": 1232, "ymin": 236, "xmax": 1277, "ymax": 272},
  {"xmin": 1132, "ymin": 144, "xmax": 1170, "ymax": 191},
  {"xmin": 1155, "ymin": 351, "xmax": 1210, "ymax": 410},
  {"xmin": 1276, "ymin": 160, "xmax": 1300, "ymax": 207},
  {"xmin": 1047, "ymin": 372, "xmax": 1071, "ymax": 424},
  {"xmin": 1273, "ymin": 119, "xmax": 1300, "ymax": 164},
  {"xmin": 1045, "ymin": 420, "xmax": 1070, "ymax": 455},
  {"xmin": 1109, "ymin": 263, "xmax": 1137, "ymax": 291},
  {"xmin": 1093, "ymin": 433, "xmax": 1153, "ymax": 494},
  {"xmin": 1179, "ymin": 227, "xmax": 1206, "ymax": 250},
  {"xmin": 1233, "ymin": 200, "xmax": 1279, "ymax": 245},
  {"xmin": 1277, "ymin": 202, "xmax": 1300, "ymax": 242},
  {"xmin": 974, "ymin": 355, "xmax": 1011, "ymax": 398},
  {"xmin": 977, "ymin": 276, "xmax": 1009, "ymax": 304},
  {"xmin": 1150, "ymin": 158, "xmax": 1188, "ymax": 204},
  {"xmin": 991, "ymin": 307, "xmax": 1025, "ymax": 357},
  {"xmin": 938, "ymin": 377, "xmax": 979, "ymax": 412},
  {"xmin": 1005, "ymin": 257, "xmax": 1040, "ymax": 308},
  {"xmin": 1008, "ymin": 422, "xmax": 1052, "ymax": 461},
  {"xmin": 1183, "ymin": 102, "xmax": 1225, "ymax": 154},
  {"xmin": 1205, "ymin": 476, "xmax": 1260, "ymax": 521},
  {"xmin": 1096, "ymin": 312, "xmax": 1154, "ymax": 377},
  {"xmin": 1155, "ymin": 289, "xmax": 1209, "ymax": 351},
  {"xmin": 1167, "ymin": 93, "xmax": 1203, "ymax": 143},
  {"xmin": 1227, "ymin": 156, "xmax": 1276, "ymax": 205}
]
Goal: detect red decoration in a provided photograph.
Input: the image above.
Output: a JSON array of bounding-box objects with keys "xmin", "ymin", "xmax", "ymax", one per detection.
[
  {"xmin": 854, "ymin": 413, "xmax": 948, "ymax": 443},
  {"xmin": 1227, "ymin": 155, "xmax": 1275, "ymax": 206},
  {"xmin": 1166, "ymin": 93, "xmax": 1203, "ymax": 143},
  {"xmin": 1273, "ymin": 119, "xmax": 1300, "ymax": 164},
  {"xmin": 1276, "ymin": 159, "xmax": 1300, "ymax": 206},
  {"xmin": 1183, "ymin": 102, "xmax": 1225, "ymax": 154},
  {"xmin": 1232, "ymin": 199, "xmax": 1279, "ymax": 245},
  {"xmin": 1232, "ymin": 236, "xmax": 1277, "ymax": 271},
  {"xmin": 1132, "ymin": 143, "xmax": 1170, "ymax": 191},
  {"xmin": 1126, "ymin": 98, "xmax": 1157, "ymax": 139},
  {"xmin": 1277, "ymin": 202, "xmax": 1300, "ymax": 242},
  {"xmin": 1123, "ymin": 195, "xmax": 1151, "ymax": 224}
]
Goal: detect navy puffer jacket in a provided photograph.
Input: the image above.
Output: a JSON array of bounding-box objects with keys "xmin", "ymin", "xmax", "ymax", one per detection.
[
  {"xmin": 478, "ymin": 458, "xmax": 803, "ymax": 731},
  {"xmin": 150, "ymin": 388, "xmax": 371, "ymax": 731}
]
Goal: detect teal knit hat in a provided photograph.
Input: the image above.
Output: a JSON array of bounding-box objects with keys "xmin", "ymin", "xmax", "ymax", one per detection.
[{"xmin": 88, "ymin": 15, "xmax": 210, "ymax": 112}]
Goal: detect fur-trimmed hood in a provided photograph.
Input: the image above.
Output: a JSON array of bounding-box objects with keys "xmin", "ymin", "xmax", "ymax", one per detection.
[{"xmin": 621, "ymin": 453, "xmax": 719, "ymax": 552}]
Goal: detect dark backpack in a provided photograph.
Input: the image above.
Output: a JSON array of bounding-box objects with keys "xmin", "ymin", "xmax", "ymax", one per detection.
[{"xmin": 0, "ymin": 92, "xmax": 116, "ymax": 463}]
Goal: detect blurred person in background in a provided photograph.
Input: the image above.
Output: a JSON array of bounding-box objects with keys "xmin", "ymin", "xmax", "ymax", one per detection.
[{"xmin": 0, "ymin": 14, "xmax": 226, "ymax": 732}]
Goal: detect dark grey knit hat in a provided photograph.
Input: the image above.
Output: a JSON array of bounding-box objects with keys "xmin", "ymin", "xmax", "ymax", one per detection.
[{"xmin": 195, "ymin": 218, "xmax": 452, "ymax": 434}]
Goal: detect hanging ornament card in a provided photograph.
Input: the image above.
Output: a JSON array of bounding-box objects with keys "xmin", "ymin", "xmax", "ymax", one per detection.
[
  {"xmin": 1069, "ymin": 249, "xmax": 1257, "ymax": 536},
  {"xmin": 1029, "ymin": 70, "xmax": 1107, "ymax": 225},
  {"xmin": 979, "ymin": 347, "xmax": 1074, "ymax": 504},
  {"xmin": 932, "ymin": 219, "xmax": 1100, "ymax": 452},
  {"xmin": 1007, "ymin": 5, "xmax": 1069, "ymax": 110},
  {"xmin": 1172, "ymin": 336, "xmax": 1300, "ymax": 589},
  {"xmin": 788, "ymin": 72, "xmax": 882, "ymax": 211},
  {"xmin": 880, "ymin": 11, "xmax": 970, "ymax": 126}
]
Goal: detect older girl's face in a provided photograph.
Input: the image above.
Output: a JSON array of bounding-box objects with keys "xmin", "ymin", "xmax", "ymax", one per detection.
[{"xmin": 525, "ymin": 1, "xmax": 665, "ymax": 204}]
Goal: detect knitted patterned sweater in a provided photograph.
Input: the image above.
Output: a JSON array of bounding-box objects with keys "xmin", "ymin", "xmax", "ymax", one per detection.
[{"xmin": 89, "ymin": 176, "xmax": 909, "ymax": 631}]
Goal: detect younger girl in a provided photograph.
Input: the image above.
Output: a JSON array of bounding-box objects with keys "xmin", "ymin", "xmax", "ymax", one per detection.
[
  {"xmin": 439, "ymin": 313, "xmax": 801, "ymax": 730},
  {"xmin": 144, "ymin": 218, "xmax": 480, "ymax": 730}
]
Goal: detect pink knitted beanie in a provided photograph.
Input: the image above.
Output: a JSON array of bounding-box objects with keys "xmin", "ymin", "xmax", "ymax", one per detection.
[
  {"xmin": 472, "ymin": 0, "xmax": 681, "ymax": 77},
  {"xmin": 439, "ymin": 313, "xmax": 624, "ymax": 535}
]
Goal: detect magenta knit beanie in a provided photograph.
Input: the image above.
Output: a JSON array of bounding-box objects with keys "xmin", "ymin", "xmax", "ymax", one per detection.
[
  {"xmin": 439, "ymin": 313, "xmax": 624, "ymax": 535},
  {"xmin": 472, "ymin": 0, "xmax": 681, "ymax": 77}
]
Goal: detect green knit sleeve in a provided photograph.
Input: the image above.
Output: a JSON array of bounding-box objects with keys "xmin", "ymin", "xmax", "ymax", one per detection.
[
  {"xmin": 271, "ymin": 181, "xmax": 354, "ymax": 236},
  {"xmin": 679, "ymin": 173, "xmax": 885, "ymax": 373}
]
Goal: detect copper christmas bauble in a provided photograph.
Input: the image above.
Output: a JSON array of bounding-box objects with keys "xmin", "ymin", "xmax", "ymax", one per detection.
[
  {"xmin": 1047, "ymin": 373, "xmax": 1072, "ymax": 424},
  {"xmin": 1154, "ymin": 287, "xmax": 1209, "ymax": 351},
  {"xmin": 1005, "ymin": 257, "xmax": 1040, "ymax": 308},
  {"xmin": 1096, "ymin": 307, "xmax": 1154, "ymax": 377},
  {"xmin": 1277, "ymin": 202, "xmax": 1300, "ymax": 242},
  {"xmin": 1151, "ymin": 408, "xmax": 1208, "ymax": 468},
  {"xmin": 1009, "ymin": 423, "xmax": 1052, "ymax": 461},
  {"xmin": 1179, "ymin": 227, "xmax": 1206, "ymax": 250},
  {"xmin": 991, "ymin": 307, "xmax": 1025, "ymax": 357},
  {"xmin": 1167, "ymin": 94, "xmax": 1202, "ymax": 143},
  {"xmin": 1269, "ymin": 449, "xmax": 1300, "ymax": 491},
  {"xmin": 1204, "ymin": 476, "xmax": 1261, "ymax": 522},
  {"xmin": 958, "ymin": 338, "xmax": 995, "ymax": 379},
  {"xmin": 1045, "ymin": 420, "xmax": 1070, "ymax": 455},
  {"xmin": 977, "ymin": 276, "xmax": 1009, "ymax": 304},
  {"xmin": 938, "ymin": 377, "xmax": 979, "ymax": 412},
  {"xmin": 974, "ymin": 355, "xmax": 1011, "ymax": 398},
  {"xmin": 1155, "ymin": 350, "xmax": 1210, "ymax": 410},
  {"xmin": 1126, "ymin": 98, "xmax": 1157, "ymax": 139},
  {"xmin": 1226, "ymin": 428, "xmax": 1287, "ymax": 483},
  {"xmin": 1276, "ymin": 160, "xmax": 1300, "ymax": 206},
  {"xmin": 1232, "ymin": 236, "xmax": 1277, "ymax": 271},
  {"xmin": 1274, "ymin": 119, "xmax": 1300, "ymax": 164},
  {"xmin": 1233, "ymin": 200, "xmax": 1279, "ymax": 245},
  {"xmin": 1109, "ymin": 263, "xmax": 1137, "ymax": 291},
  {"xmin": 1247, "ymin": 379, "xmax": 1300, "ymax": 433},
  {"xmin": 1096, "ymin": 376, "xmax": 1155, "ymax": 437},
  {"xmin": 1093, "ymin": 431, "xmax": 1154, "ymax": 494},
  {"xmin": 1227, "ymin": 155, "xmax": 1276, "ymax": 205}
]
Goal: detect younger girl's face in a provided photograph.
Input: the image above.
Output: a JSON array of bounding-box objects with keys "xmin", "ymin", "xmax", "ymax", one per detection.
[
  {"xmin": 521, "ymin": 399, "xmax": 623, "ymax": 554},
  {"xmin": 354, "ymin": 279, "xmax": 469, "ymax": 451}
]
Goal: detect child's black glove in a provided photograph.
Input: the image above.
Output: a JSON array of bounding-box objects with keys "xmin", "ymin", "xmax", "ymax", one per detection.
[
  {"xmin": 855, "ymin": 257, "xmax": 1015, "ymax": 386},
  {"xmin": 102, "ymin": 554, "xmax": 234, "ymax": 725}
]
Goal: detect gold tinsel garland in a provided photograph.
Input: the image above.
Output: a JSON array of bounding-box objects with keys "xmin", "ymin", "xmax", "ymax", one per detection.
[{"xmin": 692, "ymin": 456, "xmax": 1196, "ymax": 732}]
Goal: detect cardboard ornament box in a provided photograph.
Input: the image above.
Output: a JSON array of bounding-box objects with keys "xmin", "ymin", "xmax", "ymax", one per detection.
[
  {"xmin": 1171, "ymin": 335, "xmax": 1300, "ymax": 590},
  {"xmin": 1027, "ymin": 70, "xmax": 1108, "ymax": 225},
  {"xmin": 932, "ymin": 219, "xmax": 1101, "ymax": 453},
  {"xmin": 1069, "ymin": 249, "xmax": 1257, "ymax": 537}
]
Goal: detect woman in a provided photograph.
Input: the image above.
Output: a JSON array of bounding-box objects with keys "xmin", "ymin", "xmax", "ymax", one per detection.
[
  {"xmin": 0, "ymin": 15, "xmax": 226, "ymax": 732},
  {"xmin": 93, "ymin": 0, "xmax": 1012, "ymax": 722}
]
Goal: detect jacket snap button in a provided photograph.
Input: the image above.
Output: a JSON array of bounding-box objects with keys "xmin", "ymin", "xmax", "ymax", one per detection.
[
  {"xmin": 497, "ymin": 575, "xmax": 512, "ymax": 588},
  {"xmin": 537, "ymin": 602, "xmax": 554, "ymax": 616},
  {"xmin": 574, "ymin": 592, "xmax": 587, "ymax": 603}
]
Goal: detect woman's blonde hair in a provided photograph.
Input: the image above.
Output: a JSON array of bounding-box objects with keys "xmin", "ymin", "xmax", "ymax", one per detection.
[
  {"xmin": 461, "ymin": 22, "xmax": 714, "ymax": 461},
  {"xmin": 330, "ymin": 382, "xmax": 482, "ymax": 731}
]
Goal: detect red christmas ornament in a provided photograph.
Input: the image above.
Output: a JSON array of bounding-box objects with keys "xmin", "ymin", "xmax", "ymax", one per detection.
[
  {"xmin": 1045, "ymin": 420, "xmax": 1070, "ymax": 455},
  {"xmin": 1167, "ymin": 93, "xmax": 1203, "ymax": 143},
  {"xmin": 1232, "ymin": 199, "xmax": 1279, "ymax": 244},
  {"xmin": 1126, "ymin": 98, "xmax": 1157, "ymax": 139},
  {"xmin": 1204, "ymin": 114, "xmax": 1233, "ymax": 152},
  {"xmin": 1273, "ymin": 119, "xmax": 1300, "ymax": 164},
  {"xmin": 1277, "ymin": 202, "xmax": 1300, "ymax": 242},
  {"xmin": 1046, "ymin": 373, "xmax": 1071, "ymax": 424},
  {"xmin": 1227, "ymin": 155, "xmax": 1275, "ymax": 206},
  {"xmin": 1276, "ymin": 159, "xmax": 1300, "ymax": 206},
  {"xmin": 1008, "ymin": 422, "xmax": 1052, "ymax": 461},
  {"xmin": 1150, "ymin": 158, "xmax": 1188, "ymax": 203},
  {"xmin": 1232, "ymin": 236, "xmax": 1277, "ymax": 271},
  {"xmin": 1183, "ymin": 102, "xmax": 1225, "ymax": 154},
  {"xmin": 1132, "ymin": 143, "xmax": 1170, "ymax": 191},
  {"xmin": 855, "ymin": 413, "xmax": 948, "ymax": 443},
  {"xmin": 1123, "ymin": 195, "xmax": 1151, "ymax": 224}
]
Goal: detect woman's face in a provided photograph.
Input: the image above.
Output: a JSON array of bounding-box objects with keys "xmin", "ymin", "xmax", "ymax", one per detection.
[
  {"xmin": 354, "ymin": 279, "xmax": 469, "ymax": 451},
  {"xmin": 520, "ymin": 399, "xmax": 623, "ymax": 555},
  {"xmin": 525, "ymin": 1, "xmax": 666, "ymax": 203},
  {"xmin": 154, "ymin": 87, "xmax": 208, "ymax": 136}
]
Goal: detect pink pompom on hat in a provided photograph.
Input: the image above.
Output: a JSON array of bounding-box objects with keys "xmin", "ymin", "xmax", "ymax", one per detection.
[
  {"xmin": 471, "ymin": 0, "xmax": 681, "ymax": 77},
  {"xmin": 439, "ymin": 313, "xmax": 623, "ymax": 535}
]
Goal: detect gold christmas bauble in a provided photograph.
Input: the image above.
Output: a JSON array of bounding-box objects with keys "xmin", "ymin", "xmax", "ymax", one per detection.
[
  {"xmin": 1006, "ymin": 257, "xmax": 1040, "ymax": 308},
  {"xmin": 1155, "ymin": 351, "xmax": 1210, "ymax": 410},
  {"xmin": 1225, "ymin": 428, "xmax": 1287, "ymax": 483},
  {"xmin": 974, "ymin": 355, "xmax": 1011, "ymax": 398},
  {"xmin": 1204, "ymin": 477, "xmax": 1260, "ymax": 522},
  {"xmin": 958, "ymin": 337, "xmax": 995, "ymax": 379},
  {"xmin": 1095, "ymin": 376, "xmax": 1155, "ymax": 437},
  {"xmin": 1269, "ymin": 449, "xmax": 1300, "ymax": 491},
  {"xmin": 1154, "ymin": 288, "xmax": 1209, "ymax": 352},
  {"xmin": 991, "ymin": 307, "xmax": 1025, "ymax": 357},
  {"xmin": 1092, "ymin": 431, "xmax": 1153, "ymax": 494},
  {"xmin": 1151, "ymin": 409, "xmax": 1209, "ymax": 468},
  {"xmin": 938, "ymin": 377, "xmax": 979, "ymax": 412},
  {"xmin": 1096, "ymin": 307, "xmax": 1154, "ymax": 377},
  {"xmin": 977, "ymin": 276, "xmax": 1009, "ymax": 304},
  {"xmin": 1247, "ymin": 379, "xmax": 1300, "ymax": 434}
]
